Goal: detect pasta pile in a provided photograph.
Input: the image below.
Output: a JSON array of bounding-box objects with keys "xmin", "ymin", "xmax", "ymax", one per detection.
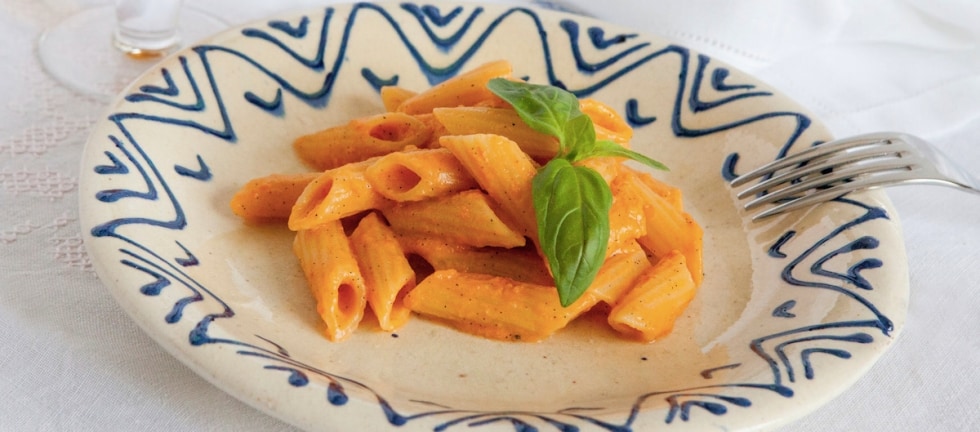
[{"xmin": 230, "ymin": 60, "xmax": 703, "ymax": 343}]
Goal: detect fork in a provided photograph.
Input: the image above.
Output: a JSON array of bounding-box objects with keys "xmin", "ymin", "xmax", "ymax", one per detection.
[{"xmin": 730, "ymin": 132, "xmax": 980, "ymax": 220}]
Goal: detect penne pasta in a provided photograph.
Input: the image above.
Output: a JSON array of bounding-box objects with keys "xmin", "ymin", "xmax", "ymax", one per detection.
[
  {"xmin": 607, "ymin": 251, "xmax": 697, "ymax": 342},
  {"xmin": 398, "ymin": 235, "xmax": 553, "ymax": 286},
  {"xmin": 438, "ymin": 134, "xmax": 538, "ymax": 238},
  {"xmin": 294, "ymin": 112, "xmax": 431, "ymax": 170},
  {"xmin": 413, "ymin": 113, "xmax": 451, "ymax": 148},
  {"xmin": 432, "ymin": 106, "xmax": 558, "ymax": 161},
  {"xmin": 580, "ymin": 98, "xmax": 633, "ymax": 145},
  {"xmin": 404, "ymin": 270, "xmax": 572, "ymax": 342},
  {"xmin": 382, "ymin": 189, "xmax": 526, "ymax": 248},
  {"xmin": 587, "ymin": 243, "xmax": 650, "ymax": 306},
  {"xmin": 293, "ymin": 221, "xmax": 367, "ymax": 342},
  {"xmin": 229, "ymin": 172, "xmax": 319, "ymax": 223},
  {"xmin": 607, "ymin": 170, "xmax": 648, "ymax": 254},
  {"xmin": 396, "ymin": 60, "xmax": 513, "ymax": 114},
  {"xmin": 232, "ymin": 60, "xmax": 705, "ymax": 344},
  {"xmin": 547, "ymin": 244, "xmax": 649, "ymax": 322},
  {"xmin": 575, "ymin": 156, "xmax": 622, "ymax": 186},
  {"xmin": 633, "ymin": 166, "xmax": 683, "ymax": 210},
  {"xmin": 472, "ymin": 96, "xmax": 514, "ymax": 109},
  {"xmin": 364, "ymin": 148, "xmax": 478, "ymax": 202},
  {"xmin": 615, "ymin": 169, "xmax": 704, "ymax": 283},
  {"xmin": 288, "ymin": 160, "xmax": 390, "ymax": 231},
  {"xmin": 349, "ymin": 212, "xmax": 415, "ymax": 331},
  {"xmin": 380, "ymin": 86, "xmax": 417, "ymax": 112},
  {"xmin": 403, "ymin": 248, "xmax": 652, "ymax": 343}
]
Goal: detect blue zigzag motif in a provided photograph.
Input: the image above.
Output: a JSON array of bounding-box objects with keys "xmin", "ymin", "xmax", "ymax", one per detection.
[
  {"xmin": 127, "ymin": 57, "xmax": 206, "ymax": 111},
  {"xmin": 361, "ymin": 67, "xmax": 399, "ymax": 91},
  {"xmin": 245, "ymin": 88, "xmax": 284, "ymax": 114},
  {"xmin": 174, "ymin": 155, "xmax": 212, "ymax": 181},
  {"xmin": 625, "ymin": 98, "xmax": 656, "ymax": 126},
  {"xmin": 242, "ymin": 13, "xmax": 328, "ymax": 70},
  {"xmin": 689, "ymin": 54, "xmax": 772, "ymax": 112},
  {"xmin": 560, "ymin": 20, "xmax": 650, "ymax": 73},
  {"xmin": 83, "ymin": 3, "xmax": 899, "ymax": 431},
  {"xmin": 269, "ymin": 16, "xmax": 310, "ymax": 38},
  {"xmin": 781, "ymin": 198, "xmax": 893, "ymax": 334},
  {"xmin": 94, "ymin": 135, "xmax": 155, "ymax": 203},
  {"xmin": 94, "ymin": 150, "xmax": 129, "ymax": 174},
  {"xmin": 401, "ymin": 4, "xmax": 484, "ymax": 51},
  {"xmin": 772, "ymin": 300, "xmax": 797, "ymax": 318}
]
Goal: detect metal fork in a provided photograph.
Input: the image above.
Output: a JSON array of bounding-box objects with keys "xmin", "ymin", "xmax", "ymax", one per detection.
[{"xmin": 730, "ymin": 132, "xmax": 980, "ymax": 220}]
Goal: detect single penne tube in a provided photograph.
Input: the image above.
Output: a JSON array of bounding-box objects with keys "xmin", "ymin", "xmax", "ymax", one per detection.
[
  {"xmin": 349, "ymin": 212, "xmax": 415, "ymax": 331},
  {"xmin": 397, "ymin": 60, "xmax": 513, "ymax": 114},
  {"xmin": 294, "ymin": 112, "xmax": 431, "ymax": 170},
  {"xmin": 549, "ymin": 244, "xmax": 649, "ymax": 321},
  {"xmin": 587, "ymin": 243, "xmax": 650, "ymax": 306},
  {"xmin": 432, "ymin": 106, "xmax": 558, "ymax": 160},
  {"xmin": 607, "ymin": 251, "xmax": 697, "ymax": 342},
  {"xmin": 403, "ymin": 269, "xmax": 571, "ymax": 342},
  {"xmin": 380, "ymin": 86, "xmax": 417, "ymax": 112},
  {"xmin": 288, "ymin": 160, "xmax": 390, "ymax": 231},
  {"xmin": 364, "ymin": 148, "xmax": 478, "ymax": 202},
  {"xmin": 580, "ymin": 98, "xmax": 633, "ymax": 145},
  {"xmin": 293, "ymin": 221, "xmax": 367, "ymax": 342},
  {"xmin": 472, "ymin": 96, "xmax": 512, "ymax": 109},
  {"xmin": 395, "ymin": 233, "xmax": 465, "ymax": 258},
  {"xmin": 229, "ymin": 172, "xmax": 319, "ymax": 223},
  {"xmin": 436, "ymin": 246, "xmax": 553, "ymax": 286},
  {"xmin": 607, "ymin": 169, "xmax": 648, "ymax": 252},
  {"xmin": 398, "ymin": 235, "xmax": 553, "ymax": 286},
  {"xmin": 438, "ymin": 134, "xmax": 538, "ymax": 238},
  {"xmin": 413, "ymin": 113, "xmax": 450, "ymax": 148},
  {"xmin": 575, "ymin": 155, "xmax": 622, "ymax": 186},
  {"xmin": 630, "ymin": 165, "xmax": 683, "ymax": 210},
  {"xmin": 614, "ymin": 169, "xmax": 704, "ymax": 283},
  {"xmin": 382, "ymin": 189, "xmax": 526, "ymax": 248}
]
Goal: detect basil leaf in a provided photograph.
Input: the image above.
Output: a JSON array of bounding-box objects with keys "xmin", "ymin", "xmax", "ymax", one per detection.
[
  {"xmin": 487, "ymin": 78, "xmax": 582, "ymax": 152},
  {"xmin": 584, "ymin": 140, "xmax": 670, "ymax": 171},
  {"xmin": 486, "ymin": 78, "xmax": 670, "ymax": 308},
  {"xmin": 532, "ymin": 159, "xmax": 612, "ymax": 307},
  {"xmin": 561, "ymin": 114, "xmax": 597, "ymax": 160}
]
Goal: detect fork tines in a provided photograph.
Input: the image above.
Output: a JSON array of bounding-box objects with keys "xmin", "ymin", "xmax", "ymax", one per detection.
[{"xmin": 731, "ymin": 134, "xmax": 914, "ymax": 219}]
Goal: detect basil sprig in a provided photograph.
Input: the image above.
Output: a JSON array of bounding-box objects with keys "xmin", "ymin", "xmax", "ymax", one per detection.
[{"xmin": 487, "ymin": 78, "xmax": 668, "ymax": 306}]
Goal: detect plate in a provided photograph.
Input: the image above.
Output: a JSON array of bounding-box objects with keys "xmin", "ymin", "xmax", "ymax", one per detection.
[{"xmin": 78, "ymin": 2, "xmax": 909, "ymax": 430}]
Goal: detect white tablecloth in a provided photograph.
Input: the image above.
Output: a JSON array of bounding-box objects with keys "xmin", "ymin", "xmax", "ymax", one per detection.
[{"xmin": 2, "ymin": 0, "xmax": 977, "ymax": 430}]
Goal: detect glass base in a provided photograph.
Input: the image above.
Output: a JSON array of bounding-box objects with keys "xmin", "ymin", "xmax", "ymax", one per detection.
[{"xmin": 37, "ymin": 5, "xmax": 226, "ymax": 103}]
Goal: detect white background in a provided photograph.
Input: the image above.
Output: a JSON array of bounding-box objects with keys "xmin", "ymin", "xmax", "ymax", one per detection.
[{"xmin": 1, "ymin": 0, "xmax": 978, "ymax": 430}]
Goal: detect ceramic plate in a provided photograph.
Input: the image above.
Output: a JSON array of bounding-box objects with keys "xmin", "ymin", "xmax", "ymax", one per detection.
[{"xmin": 79, "ymin": 1, "xmax": 909, "ymax": 430}]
